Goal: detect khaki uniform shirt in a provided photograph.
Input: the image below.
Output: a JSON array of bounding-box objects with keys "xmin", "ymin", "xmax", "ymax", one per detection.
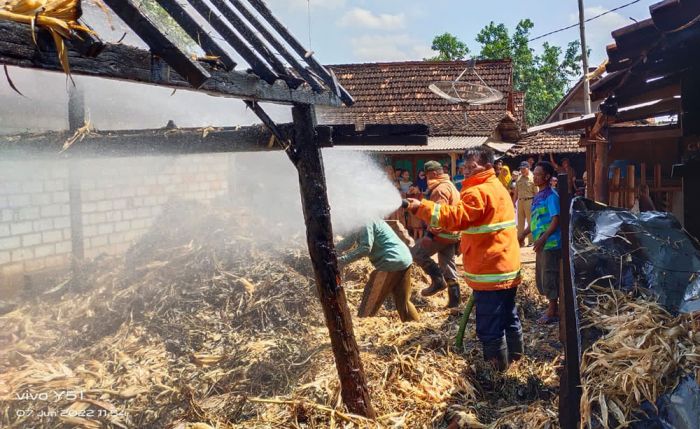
[{"xmin": 516, "ymin": 173, "xmax": 537, "ymax": 200}]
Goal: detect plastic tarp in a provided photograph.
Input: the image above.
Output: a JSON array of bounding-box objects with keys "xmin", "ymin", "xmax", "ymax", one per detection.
[
  {"xmin": 570, "ymin": 198, "xmax": 700, "ymax": 314},
  {"xmin": 570, "ymin": 198, "xmax": 700, "ymax": 429}
]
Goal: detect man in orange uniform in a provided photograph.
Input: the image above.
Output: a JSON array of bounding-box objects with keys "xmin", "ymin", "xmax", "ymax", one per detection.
[
  {"xmin": 406, "ymin": 147, "xmax": 523, "ymax": 371},
  {"xmin": 412, "ymin": 161, "xmax": 462, "ymax": 308}
]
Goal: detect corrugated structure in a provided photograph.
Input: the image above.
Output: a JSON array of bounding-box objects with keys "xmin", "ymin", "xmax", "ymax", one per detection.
[
  {"xmin": 509, "ymin": 131, "xmax": 584, "ymax": 155},
  {"xmin": 318, "ymin": 60, "xmax": 526, "ymax": 151}
]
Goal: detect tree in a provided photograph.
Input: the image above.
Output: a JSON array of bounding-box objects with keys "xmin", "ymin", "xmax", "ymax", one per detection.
[
  {"xmin": 426, "ymin": 33, "xmax": 470, "ymax": 61},
  {"xmin": 475, "ymin": 20, "xmax": 580, "ymax": 125},
  {"xmin": 425, "ymin": 22, "xmax": 582, "ymax": 125}
]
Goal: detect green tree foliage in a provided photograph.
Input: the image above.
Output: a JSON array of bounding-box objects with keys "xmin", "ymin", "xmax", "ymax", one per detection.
[
  {"xmin": 429, "ymin": 21, "xmax": 582, "ymax": 125},
  {"xmin": 426, "ymin": 32, "xmax": 470, "ymax": 61}
]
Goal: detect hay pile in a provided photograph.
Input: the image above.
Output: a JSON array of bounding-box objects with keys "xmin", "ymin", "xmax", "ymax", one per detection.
[
  {"xmin": 578, "ymin": 282, "xmax": 700, "ymax": 428},
  {"xmin": 0, "ymin": 202, "xmax": 561, "ymax": 428}
]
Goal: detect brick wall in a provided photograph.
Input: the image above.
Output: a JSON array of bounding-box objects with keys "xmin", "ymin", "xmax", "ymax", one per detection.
[{"xmin": 1, "ymin": 154, "xmax": 232, "ymax": 298}]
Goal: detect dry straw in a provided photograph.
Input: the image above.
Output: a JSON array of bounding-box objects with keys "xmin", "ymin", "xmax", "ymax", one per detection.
[
  {"xmin": 579, "ymin": 283, "xmax": 700, "ymax": 428},
  {"xmin": 0, "ymin": 0, "xmax": 90, "ymax": 76}
]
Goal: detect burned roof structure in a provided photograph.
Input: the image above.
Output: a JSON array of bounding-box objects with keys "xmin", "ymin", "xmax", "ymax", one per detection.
[{"xmin": 0, "ymin": 0, "xmax": 381, "ymax": 417}]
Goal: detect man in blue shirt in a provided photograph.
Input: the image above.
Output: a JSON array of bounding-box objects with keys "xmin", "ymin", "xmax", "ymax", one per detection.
[
  {"xmin": 518, "ymin": 161, "xmax": 561, "ymax": 324},
  {"xmin": 452, "ymin": 161, "xmax": 465, "ymax": 191},
  {"xmin": 336, "ymin": 220, "xmax": 420, "ymax": 322}
]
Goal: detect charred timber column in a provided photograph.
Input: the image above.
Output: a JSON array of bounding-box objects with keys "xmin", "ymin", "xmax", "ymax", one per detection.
[
  {"xmin": 557, "ymin": 173, "xmax": 581, "ymax": 429},
  {"xmin": 290, "ymin": 104, "xmax": 375, "ymax": 418}
]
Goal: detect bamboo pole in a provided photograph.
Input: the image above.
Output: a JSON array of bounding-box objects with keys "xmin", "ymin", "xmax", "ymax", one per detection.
[
  {"xmin": 594, "ymin": 140, "xmax": 608, "ymax": 203},
  {"xmin": 610, "ymin": 167, "xmax": 621, "ymax": 207},
  {"xmin": 626, "ymin": 165, "xmax": 636, "ymax": 208}
]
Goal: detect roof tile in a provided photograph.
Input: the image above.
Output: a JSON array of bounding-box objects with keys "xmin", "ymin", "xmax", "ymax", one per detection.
[{"xmin": 319, "ymin": 60, "xmax": 518, "ymax": 137}]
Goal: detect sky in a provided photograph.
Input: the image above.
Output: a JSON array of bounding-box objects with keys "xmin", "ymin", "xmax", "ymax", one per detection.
[
  {"xmin": 265, "ymin": 0, "xmax": 658, "ymax": 66},
  {"xmin": 0, "ymin": 0, "xmax": 661, "ymax": 133}
]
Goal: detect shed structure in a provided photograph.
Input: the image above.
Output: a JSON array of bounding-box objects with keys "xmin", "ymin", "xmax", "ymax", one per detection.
[
  {"xmin": 0, "ymin": 0, "xmax": 388, "ymax": 417},
  {"xmin": 526, "ymin": 0, "xmax": 699, "ymax": 237}
]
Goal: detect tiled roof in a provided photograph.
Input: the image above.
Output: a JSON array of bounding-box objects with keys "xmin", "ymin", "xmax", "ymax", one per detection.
[
  {"xmin": 508, "ymin": 131, "xmax": 584, "ymax": 155},
  {"xmin": 318, "ymin": 60, "xmax": 516, "ymax": 137},
  {"xmin": 330, "ymin": 136, "xmax": 489, "ymax": 153}
]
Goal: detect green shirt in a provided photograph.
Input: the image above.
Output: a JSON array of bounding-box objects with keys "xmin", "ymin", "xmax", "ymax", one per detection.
[{"xmin": 336, "ymin": 221, "xmax": 412, "ymax": 272}]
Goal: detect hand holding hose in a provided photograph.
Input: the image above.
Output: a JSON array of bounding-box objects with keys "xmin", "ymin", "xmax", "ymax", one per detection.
[{"xmin": 402, "ymin": 198, "xmax": 421, "ymax": 212}]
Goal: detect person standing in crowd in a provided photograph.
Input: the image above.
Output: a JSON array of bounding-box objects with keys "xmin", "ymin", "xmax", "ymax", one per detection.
[
  {"xmin": 514, "ymin": 161, "xmax": 537, "ymax": 247},
  {"xmin": 337, "ymin": 220, "xmax": 420, "ymax": 322},
  {"xmin": 527, "ymin": 156, "xmax": 536, "ymax": 169},
  {"xmin": 494, "ymin": 159, "xmax": 512, "ymax": 189},
  {"xmin": 549, "ymin": 154, "xmax": 577, "ymax": 194},
  {"xmin": 398, "ymin": 170, "xmax": 413, "ymax": 196},
  {"xmin": 406, "ymin": 185, "xmax": 425, "ymax": 239},
  {"xmin": 411, "ymin": 161, "xmax": 462, "ymax": 308},
  {"xmin": 550, "ymin": 176, "xmax": 558, "ymax": 189},
  {"xmin": 415, "ymin": 170, "xmax": 428, "ymax": 194},
  {"xmin": 519, "ymin": 162, "xmax": 561, "ymax": 324},
  {"xmin": 453, "ymin": 161, "xmax": 465, "ymax": 191},
  {"xmin": 406, "ymin": 147, "xmax": 523, "ymax": 371}
]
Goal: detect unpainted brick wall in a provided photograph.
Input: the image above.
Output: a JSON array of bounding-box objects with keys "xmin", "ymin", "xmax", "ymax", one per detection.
[{"xmin": 0, "ymin": 154, "xmax": 231, "ymax": 298}]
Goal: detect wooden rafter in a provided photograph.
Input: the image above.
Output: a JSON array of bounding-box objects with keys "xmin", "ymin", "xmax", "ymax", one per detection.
[{"xmin": 0, "ymin": 21, "xmax": 343, "ymax": 106}]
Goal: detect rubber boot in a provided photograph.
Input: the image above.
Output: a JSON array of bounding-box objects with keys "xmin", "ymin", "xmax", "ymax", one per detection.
[
  {"xmin": 421, "ymin": 267, "xmax": 447, "ymax": 296},
  {"xmin": 482, "ymin": 337, "xmax": 509, "ymax": 372},
  {"xmin": 506, "ymin": 331, "xmax": 524, "ymax": 363},
  {"xmin": 446, "ymin": 281, "xmax": 461, "ymax": 308}
]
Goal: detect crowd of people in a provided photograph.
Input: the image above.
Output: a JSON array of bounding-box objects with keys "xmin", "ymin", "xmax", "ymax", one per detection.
[{"xmin": 336, "ymin": 147, "xmax": 566, "ymax": 372}]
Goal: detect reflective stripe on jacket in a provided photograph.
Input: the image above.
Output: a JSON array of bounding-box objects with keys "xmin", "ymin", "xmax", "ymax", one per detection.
[
  {"xmin": 418, "ymin": 169, "xmax": 521, "ymax": 291},
  {"xmin": 426, "ymin": 174, "xmax": 461, "ymax": 243}
]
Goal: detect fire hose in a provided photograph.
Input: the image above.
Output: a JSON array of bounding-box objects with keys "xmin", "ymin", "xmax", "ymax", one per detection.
[{"xmin": 454, "ymin": 295, "xmax": 475, "ymax": 349}]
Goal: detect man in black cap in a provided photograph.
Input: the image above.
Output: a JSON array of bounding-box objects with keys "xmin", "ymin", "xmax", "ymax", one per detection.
[{"xmin": 411, "ymin": 161, "xmax": 463, "ymax": 308}]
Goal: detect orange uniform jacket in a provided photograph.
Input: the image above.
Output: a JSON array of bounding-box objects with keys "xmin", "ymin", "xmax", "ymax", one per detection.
[
  {"xmin": 415, "ymin": 169, "xmax": 521, "ymax": 291},
  {"xmin": 426, "ymin": 174, "xmax": 461, "ymax": 243}
]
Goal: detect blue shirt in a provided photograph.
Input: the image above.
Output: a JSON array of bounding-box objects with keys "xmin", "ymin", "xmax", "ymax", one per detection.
[
  {"xmin": 453, "ymin": 174, "xmax": 465, "ymax": 191},
  {"xmin": 531, "ymin": 187, "xmax": 561, "ymax": 250},
  {"xmin": 336, "ymin": 221, "xmax": 412, "ymax": 272}
]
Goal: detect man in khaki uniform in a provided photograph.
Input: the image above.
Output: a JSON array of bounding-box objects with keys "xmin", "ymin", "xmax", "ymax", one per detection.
[{"xmin": 513, "ymin": 161, "xmax": 537, "ymax": 246}]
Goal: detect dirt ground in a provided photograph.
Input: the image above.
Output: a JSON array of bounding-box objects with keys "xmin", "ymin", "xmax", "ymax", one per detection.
[{"xmin": 0, "ymin": 203, "xmax": 562, "ymax": 428}]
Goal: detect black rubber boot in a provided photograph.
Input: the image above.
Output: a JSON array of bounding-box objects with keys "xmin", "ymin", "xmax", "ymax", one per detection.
[
  {"xmin": 446, "ymin": 281, "xmax": 461, "ymax": 308},
  {"xmin": 421, "ymin": 267, "xmax": 447, "ymax": 296},
  {"xmin": 482, "ymin": 337, "xmax": 509, "ymax": 372},
  {"xmin": 506, "ymin": 331, "xmax": 524, "ymax": 363}
]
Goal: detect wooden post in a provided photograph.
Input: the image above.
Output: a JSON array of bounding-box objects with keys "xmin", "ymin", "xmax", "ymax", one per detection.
[
  {"xmin": 450, "ymin": 152, "xmax": 457, "ymax": 178},
  {"xmin": 640, "ymin": 162, "xmax": 647, "ymax": 186},
  {"xmin": 594, "ymin": 140, "xmax": 608, "ymax": 203},
  {"xmin": 557, "ymin": 173, "xmax": 582, "ymax": 429},
  {"xmin": 626, "ymin": 165, "xmax": 636, "ymax": 209},
  {"xmin": 68, "ymin": 85, "xmax": 85, "ymax": 285},
  {"xmin": 610, "ymin": 167, "xmax": 621, "ymax": 207},
  {"xmin": 290, "ymin": 103, "xmax": 375, "ymax": 418}
]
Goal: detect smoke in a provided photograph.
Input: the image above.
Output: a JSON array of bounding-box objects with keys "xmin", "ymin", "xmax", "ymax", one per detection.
[{"xmin": 231, "ymin": 149, "xmax": 401, "ymax": 235}]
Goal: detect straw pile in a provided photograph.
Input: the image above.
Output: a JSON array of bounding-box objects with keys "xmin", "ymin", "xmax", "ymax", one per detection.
[
  {"xmin": 578, "ymin": 282, "xmax": 700, "ymax": 428},
  {"xmin": 0, "ymin": 201, "xmax": 561, "ymax": 428}
]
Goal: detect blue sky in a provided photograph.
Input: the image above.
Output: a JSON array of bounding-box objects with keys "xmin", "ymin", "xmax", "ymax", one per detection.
[{"xmin": 266, "ymin": 0, "xmax": 659, "ymax": 67}]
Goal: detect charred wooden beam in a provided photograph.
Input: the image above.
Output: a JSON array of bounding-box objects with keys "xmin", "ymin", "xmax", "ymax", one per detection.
[
  {"xmin": 651, "ymin": 0, "xmax": 700, "ymax": 32},
  {"xmin": 154, "ymin": 0, "xmax": 237, "ymax": 70},
  {"xmin": 290, "ymin": 103, "xmax": 375, "ymax": 418},
  {"xmin": 207, "ymin": 0, "xmax": 303, "ymax": 88},
  {"xmin": 229, "ymin": 0, "xmax": 323, "ymax": 92},
  {"xmin": 557, "ymin": 173, "xmax": 581, "ymax": 429},
  {"xmin": 0, "ymin": 125, "xmax": 300, "ymax": 156},
  {"xmin": 101, "ymin": 0, "xmax": 211, "ymax": 87},
  {"xmin": 246, "ymin": 0, "xmax": 354, "ymax": 106},
  {"xmin": 185, "ymin": 0, "xmax": 278, "ymax": 84},
  {"xmin": 0, "ymin": 21, "xmax": 342, "ymax": 106}
]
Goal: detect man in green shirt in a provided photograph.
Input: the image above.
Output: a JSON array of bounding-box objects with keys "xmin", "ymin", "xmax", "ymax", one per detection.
[{"xmin": 336, "ymin": 220, "xmax": 420, "ymax": 322}]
